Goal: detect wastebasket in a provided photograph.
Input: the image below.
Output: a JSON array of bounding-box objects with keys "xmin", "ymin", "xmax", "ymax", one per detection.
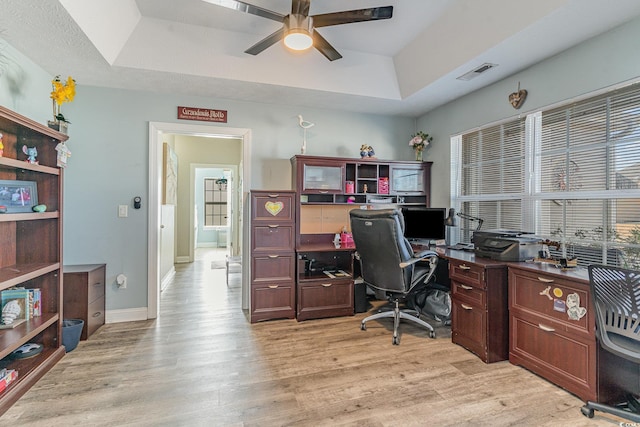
[{"xmin": 62, "ymin": 319, "xmax": 84, "ymax": 352}]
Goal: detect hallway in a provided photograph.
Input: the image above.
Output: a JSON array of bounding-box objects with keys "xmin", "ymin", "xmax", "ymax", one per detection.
[{"xmin": 0, "ymin": 252, "xmax": 619, "ymax": 426}]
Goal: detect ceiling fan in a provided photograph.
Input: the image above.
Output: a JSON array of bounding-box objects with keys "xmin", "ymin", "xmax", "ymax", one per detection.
[{"xmin": 204, "ymin": 0, "xmax": 394, "ymax": 61}]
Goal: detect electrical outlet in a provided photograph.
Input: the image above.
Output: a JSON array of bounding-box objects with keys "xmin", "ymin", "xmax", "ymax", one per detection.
[{"xmin": 118, "ymin": 205, "xmax": 128, "ymax": 218}]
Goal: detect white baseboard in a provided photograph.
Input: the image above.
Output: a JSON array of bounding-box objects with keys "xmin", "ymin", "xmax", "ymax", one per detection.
[
  {"xmin": 106, "ymin": 307, "xmax": 149, "ymax": 324},
  {"xmin": 176, "ymin": 256, "xmax": 190, "ymax": 263},
  {"xmin": 161, "ymin": 267, "xmax": 175, "ymax": 291}
]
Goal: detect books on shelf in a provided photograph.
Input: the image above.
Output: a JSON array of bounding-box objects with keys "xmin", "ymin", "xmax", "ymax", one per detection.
[
  {"xmin": 0, "ymin": 370, "xmax": 18, "ymax": 394},
  {"xmin": 0, "ymin": 288, "xmax": 42, "ymax": 324}
]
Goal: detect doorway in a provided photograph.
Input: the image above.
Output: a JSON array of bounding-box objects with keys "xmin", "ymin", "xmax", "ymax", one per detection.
[{"xmin": 148, "ymin": 122, "xmax": 252, "ymax": 319}]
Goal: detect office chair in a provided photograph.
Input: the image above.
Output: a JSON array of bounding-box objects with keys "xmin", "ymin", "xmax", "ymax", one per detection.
[
  {"xmin": 581, "ymin": 264, "xmax": 640, "ymax": 422},
  {"xmin": 349, "ymin": 208, "xmax": 438, "ymax": 345}
]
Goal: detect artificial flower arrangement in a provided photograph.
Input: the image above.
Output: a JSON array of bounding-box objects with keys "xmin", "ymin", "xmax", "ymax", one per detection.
[
  {"xmin": 50, "ymin": 75, "xmax": 76, "ymax": 124},
  {"xmin": 409, "ymin": 131, "xmax": 433, "ymax": 160}
]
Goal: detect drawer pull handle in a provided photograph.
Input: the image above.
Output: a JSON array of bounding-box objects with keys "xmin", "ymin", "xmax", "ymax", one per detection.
[
  {"xmin": 268, "ymin": 255, "xmax": 279, "ymax": 259},
  {"xmin": 460, "ymin": 284, "xmax": 473, "ymax": 290},
  {"xmin": 93, "ymin": 282, "xmax": 102, "ymax": 287},
  {"xmin": 92, "ymin": 312, "xmax": 102, "ymax": 318},
  {"xmin": 321, "ymin": 283, "xmax": 332, "ymax": 287},
  {"xmin": 268, "ymin": 225, "xmax": 279, "ymax": 229},
  {"xmin": 538, "ymin": 324, "xmax": 555, "ymax": 332},
  {"xmin": 268, "ymin": 285, "xmax": 279, "ymax": 289},
  {"xmin": 537, "ymin": 277, "xmax": 554, "ymax": 283},
  {"xmin": 318, "ymin": 190, "xmax": 329, "ymax": 194},
  {"xmin": 459, "ymin": 264, "xmax": 471, "ymax": 270},
  {"xmin": 461, "ymin": 304, "xmax": 473, "ymax": 310},
  {"xmin": 268, "ymin": 194, "xmax": 279, "ymax": 198}
]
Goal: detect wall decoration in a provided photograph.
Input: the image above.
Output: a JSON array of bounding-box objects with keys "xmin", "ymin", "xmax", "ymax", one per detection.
[
  {"xmin": 0, "ymin": 180, "xmax": 38, "ymax": 213},
  {"xmin": 508, "ymin": 82, "xmax": 528, "ymax": 109},
  {"xmin": 162, "ymin": 143, "xmax": 178, "ymax": 205},
  {"xmin": 298, "ymin": 115, "xmax": 315, "ymax": 154}
]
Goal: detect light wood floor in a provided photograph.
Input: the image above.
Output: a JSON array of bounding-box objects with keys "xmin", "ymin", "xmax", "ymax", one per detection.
[{"xmin": 0, "ymin": 249, "xmax": 625, "ymax": 426}]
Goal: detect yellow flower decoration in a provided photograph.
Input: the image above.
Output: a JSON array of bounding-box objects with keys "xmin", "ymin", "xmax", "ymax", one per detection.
[{"xmin": 50, "ymin": 76, "xmax": 76, "ymax": 105}]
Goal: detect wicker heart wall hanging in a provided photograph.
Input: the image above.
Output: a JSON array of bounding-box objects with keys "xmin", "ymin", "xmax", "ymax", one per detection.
[
  {"xmin": 265, "ymin": 201, "xmax": 284, "ymax": 216},
  {"xmin": 509, "ymin": 82, "xmax": 527, "ymax": 109}
]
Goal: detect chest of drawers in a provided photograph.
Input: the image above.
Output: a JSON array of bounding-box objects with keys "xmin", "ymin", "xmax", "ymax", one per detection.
[
  {"xmin": 249, "ymin": 191, "xmax": 296, "ymax": 322},
  {"xmin": 508, "ymin": 264, "xmax": 597, "ymax": 401},
  {"xmin": 63, "ymin": 264, "xmax": 106, "ymax": 340},
  {"xmin": 446, "ymin": 253, "xmax": 508, "ymax": 363}
]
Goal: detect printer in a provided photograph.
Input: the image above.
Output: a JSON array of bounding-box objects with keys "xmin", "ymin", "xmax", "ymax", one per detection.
[{"xmin": 472, "ymin": 229, "xmax": 543, "ymax": 262}]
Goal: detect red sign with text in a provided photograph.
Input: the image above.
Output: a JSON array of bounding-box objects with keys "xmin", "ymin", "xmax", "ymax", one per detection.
[{"xmin": 177, "ymin": 106, "xmax": 227, "ymax": 123}]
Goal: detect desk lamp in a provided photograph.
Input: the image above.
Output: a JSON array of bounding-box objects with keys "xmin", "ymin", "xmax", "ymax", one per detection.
[{"xmin": 444, "ymin": 208, "xmax": 456, "ymax": 246}]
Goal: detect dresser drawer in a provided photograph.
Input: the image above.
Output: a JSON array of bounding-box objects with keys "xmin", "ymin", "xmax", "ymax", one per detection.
[
  {"xmin": 449, "ymin": 260, "xmax": 484, "ymax": 289},
  {"xmin": 86, "ymin": 296, "xmax": 105, "ymax": 338},
  {"xmin": 252, "ymin": 225, "xmax": 295, "ymax": 252},
  {"xmin": 451, "ymin": 298, "xmax": 487, "ymax": 360},
  {"xmin": 251, "ymin": 253, "xmax": 295, "ymax": 283},
  {"xmin": 87, "ymin": 268, "xmax": 106, "ymax": 302},
  {"xmin": 510, "ymin": 311, "xmax": 596, "ymax": 401},
  {"xmin": 452, "ymin": 280, "xmax": 485, "ymax": 308},
  {"xmin": 251, "ymin": 192, "xmax": 295, "ymax": 222},
  {"xmin": 297, "ymin": 280, "xmax": 354, "ymax": 321},
  {"xmin": 509, "ymin": 268, "xmax": 592, "ymax": 335},
  {"xmin": 250, "ymin": 282, "xmax": 295, "ymax": 323}
]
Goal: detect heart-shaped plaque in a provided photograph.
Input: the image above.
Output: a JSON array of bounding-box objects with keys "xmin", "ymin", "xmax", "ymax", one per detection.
[
  {"xmin": 509, "ymin": 89, "xmax": 528, "ymax": 109},
  {"xmin": 265, "ymin": 201, "xmax": 284, "ymax": 216}
]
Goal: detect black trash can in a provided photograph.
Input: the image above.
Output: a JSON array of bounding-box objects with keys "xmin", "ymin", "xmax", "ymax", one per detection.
[{"xmin": 62, "ymin": 319, "xmax": 84, "ymax": 352}]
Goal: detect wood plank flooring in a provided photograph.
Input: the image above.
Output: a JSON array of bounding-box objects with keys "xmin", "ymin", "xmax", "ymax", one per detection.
[{"xmin": 0, "ymin": 249, "xmax": 626, "ymax": 426}]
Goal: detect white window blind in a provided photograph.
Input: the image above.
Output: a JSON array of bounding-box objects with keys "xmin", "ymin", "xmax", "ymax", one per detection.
[{"xmin": 452, "ymin": 82, "xmax": 640, "ymax": 269}]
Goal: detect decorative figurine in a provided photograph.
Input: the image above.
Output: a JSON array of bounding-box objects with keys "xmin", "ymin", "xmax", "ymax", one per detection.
[
  {"xmin": 359, "ymin": 144, "xmax": 376, "ymax": 159},
  {"xmin": 0, "ymin": 133, "xmax": 4, "ymax": 157},
  {"xmin": 298, "ymin": 115, "xmax": 315, "ymax": 154},
  {"xmin": 2, "ymin": 300, "xmax": 21, "ymax": 325},
  {"xmin": 22, "ymin": 145, "xmax": 38, "ymax": 164}
]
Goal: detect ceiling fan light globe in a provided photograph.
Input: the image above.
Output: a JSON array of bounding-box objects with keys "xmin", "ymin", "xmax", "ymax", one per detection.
[{"xmin": 284, "ymin": 30, "xmax": 313, "ymax": 51}]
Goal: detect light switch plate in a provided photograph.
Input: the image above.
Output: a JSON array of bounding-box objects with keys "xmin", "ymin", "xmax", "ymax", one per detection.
[{"xmin": 118, "ymin": 205, "xmax": 128, "ymax": 217}]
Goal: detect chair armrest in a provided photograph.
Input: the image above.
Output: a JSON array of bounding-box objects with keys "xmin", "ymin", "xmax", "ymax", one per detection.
[{"xmin": 399, "ymin": 251, "xmax": 437, "ymax": 269}]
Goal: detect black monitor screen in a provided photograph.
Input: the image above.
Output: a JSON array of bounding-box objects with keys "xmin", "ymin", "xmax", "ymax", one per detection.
[{"xmin": 401, "ymin": 207, "xmax": 446, "ymax": 242}]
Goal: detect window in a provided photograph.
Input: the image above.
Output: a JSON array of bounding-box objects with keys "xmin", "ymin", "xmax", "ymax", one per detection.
[
  {"xmin": 204, "ymin": 178, "xmax": 228, "ymax": 227},
  {"xmin": 452, "ymin": 82, "xmax": 640, "ymax": 269}
]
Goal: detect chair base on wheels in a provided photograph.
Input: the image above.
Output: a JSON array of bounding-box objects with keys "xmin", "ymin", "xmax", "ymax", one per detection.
[
  {"xmin": 360, "ymin": 298, "xmax": 436, "ymax": 345},
  {"xmin": 581, "ymin": 395, "xmax": 640, "ymax": 422}
]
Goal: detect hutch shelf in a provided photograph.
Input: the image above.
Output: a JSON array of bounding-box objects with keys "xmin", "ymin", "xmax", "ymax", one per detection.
[{"xmin": 0, "ymin": 106, "xmax": 66, "ymax": 414}]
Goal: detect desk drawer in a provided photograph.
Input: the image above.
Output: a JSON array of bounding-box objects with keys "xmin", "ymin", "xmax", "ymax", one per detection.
[
  {"xmin": 252, "ymin": 225, "xmax": 295, "ymax": 252},
  {"xmin": 86, "ymin": 296, "xmax": 105, "ymax": 338},
  {"xmin": 449, "ymin": 260, "xmax": 484, "ymax": 289},
  {"xmin": 452, "ymin": 280, "xmax": 485, "ymax": 308},
  {"xmin": 509, "ymin": 268, "xmax": 592, "ymax": 335},
  {"xmin": 250, "ymin": 281, "xmax": 295, "ymax": 322},
  {"xmin": 297, "ymin": 280, "xmax": 353, "ymax": 321},
  {"xmin": 251, "ymin": 192, "xmax": 295, "ymax": 222},
  {"xmin": 451, "ymin": 298, "xmax": 487, "ymax": 361},
  {"xmin": 510, "ymin": 311, "xmax": 596, "ymax": 401},
  {"xmin": 251, "ymin": 253, "xmax": 295, "ymax": 283}
]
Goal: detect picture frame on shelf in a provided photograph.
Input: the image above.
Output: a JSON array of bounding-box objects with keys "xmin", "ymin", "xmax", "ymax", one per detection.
[{"xmin": 0, "ymin": 180, "xmax": 38, "ymax": 213}]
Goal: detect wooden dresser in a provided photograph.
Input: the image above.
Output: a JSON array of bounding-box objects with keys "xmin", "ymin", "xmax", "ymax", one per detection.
[
  {"xmin": 63, "ymin": 264, "xmax": 106, "ymax": 340},
  {"xmin": 441, "ymin": 249, "xmax": 509, "ymax": 363},
  {"xmin": 249, "ymin": 191, "xmax": 296, "ymax": 322},
  {"xmin": 508, "ymin": 264, "xmax": 597, "ymax": 402}
]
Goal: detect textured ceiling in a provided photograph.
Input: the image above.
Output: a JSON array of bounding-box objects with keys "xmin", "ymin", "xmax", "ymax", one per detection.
[{"xmin": 1, "ymin": 0, "xmax": 640, "ymax": 117}]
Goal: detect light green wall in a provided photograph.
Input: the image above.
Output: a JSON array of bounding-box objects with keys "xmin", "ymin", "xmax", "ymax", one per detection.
[
  {"xmin": 418, "ymin": 16, "xmax": 640, "ymax": 209},
  {"xmin": 1, "ymin": 15, "xmax": 638, "ymax": 312}
]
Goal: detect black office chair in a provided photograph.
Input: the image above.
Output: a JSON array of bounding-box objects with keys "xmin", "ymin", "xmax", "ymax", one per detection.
[
  {"xmin": 581, "ymin": 264, "xmax": 640, "ymax": 422},
  {"xmin": 349, "ymin": 208, "xmax": 439, "ymax": 345}
]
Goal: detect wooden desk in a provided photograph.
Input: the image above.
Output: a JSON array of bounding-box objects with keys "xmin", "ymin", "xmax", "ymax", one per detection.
[{"xmin": 63, "ymin": 264, "xmax": 106, "ymax": 340}]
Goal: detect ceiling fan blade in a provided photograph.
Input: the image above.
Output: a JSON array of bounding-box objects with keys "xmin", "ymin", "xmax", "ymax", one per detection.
[
  {"xmin": 291, "ymin": 0, "xmax": 310, "ymax": 17},
  {"xmin": 245, "ymin": 27, "xmax": 285, "ymax": 55},
  {"xmin": 312, "ymin": 6, "xmax": 393, "ymax": 28},
  {"xmin": 203, "ymin": 0, "xmax": 285, "ymax": 23},
  {"xmin": 312, "ymin": 31, "xmax": 342, "ymax": 61}
]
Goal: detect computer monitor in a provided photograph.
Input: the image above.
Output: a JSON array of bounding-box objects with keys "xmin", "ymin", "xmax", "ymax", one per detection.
[{"xmin": 401, "ymin": 207, "xmax": 446, "ymax": 243}]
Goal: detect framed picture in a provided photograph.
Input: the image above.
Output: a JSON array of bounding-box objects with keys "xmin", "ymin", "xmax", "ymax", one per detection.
[{"xmin": 0, "ymin": 180, "xmax": 38, "ymax": 213}]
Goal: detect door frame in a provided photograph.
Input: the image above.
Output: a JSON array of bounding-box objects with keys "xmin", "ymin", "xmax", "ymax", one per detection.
[{"xmin": 148, "ymin": 122, "xmax": 251, "ymax": 319}]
